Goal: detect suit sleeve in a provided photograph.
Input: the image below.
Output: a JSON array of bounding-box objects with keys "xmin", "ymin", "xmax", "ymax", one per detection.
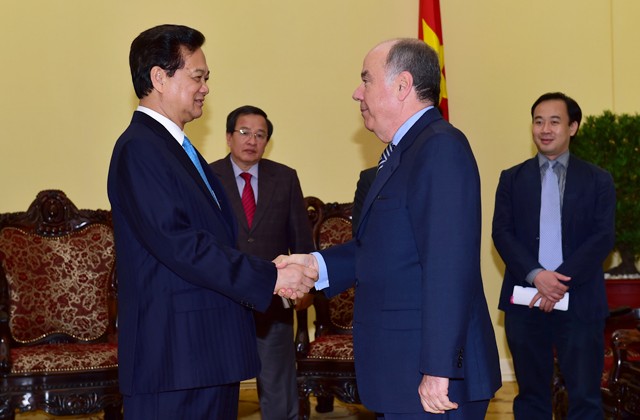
[
  {"xmin": 492, "ymin": 170, "xmax": 543, "ymax": 283},
  {"xmin": 318, "ymin": 240, "xmax": 357, "ymax": 297},
  {"xmin": 112, "ymin": 136, "xmax": 275, "ymax": 311},
  {"xmin": 408, "ymin": 132, "xmax": 481, "ymax": 378}
]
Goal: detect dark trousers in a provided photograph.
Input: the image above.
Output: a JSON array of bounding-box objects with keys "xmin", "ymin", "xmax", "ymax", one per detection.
[
  {"xmin": 123, "ymin": 383, "xmax": 240, "ymax": 420},
  {"xmin": 505, "ymin": 308, "xmax": 605, "ymax": 420},
  {"xmin": 256, "ymin": 320, "xmax": 298, "ymax": 420},
  {"xmin": 376, "ymin": 399, "xmax": 490, "ymax": 419}
]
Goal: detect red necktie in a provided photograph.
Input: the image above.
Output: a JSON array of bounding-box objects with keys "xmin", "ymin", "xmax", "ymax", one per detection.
[{"xmin": 240, "ymin": 172, "xmax": 256, "ymax": 228}]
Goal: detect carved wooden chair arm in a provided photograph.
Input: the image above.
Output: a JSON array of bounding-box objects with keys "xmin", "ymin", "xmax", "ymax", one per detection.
[
  {"xmin": 0, "ymin": 309, "xmax": 11, "ymax": 374},
  {"xmin": 609, "ymin": 328, "xmax": 640, "ymax": 385},
  {"xmin": 295, "ymin": 308, "xmax": 310, "ymax": 357}
]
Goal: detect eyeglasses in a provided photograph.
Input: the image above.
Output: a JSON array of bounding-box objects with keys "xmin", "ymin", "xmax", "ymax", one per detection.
[{"xmin": 234, "ymin": 128, "xmax": 268, "ymax": 142}]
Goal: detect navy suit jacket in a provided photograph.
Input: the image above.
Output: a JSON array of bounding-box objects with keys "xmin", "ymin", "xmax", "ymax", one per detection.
[
  {"xmin": 107, "ymin": 111, "xmax": 277, "ymax": 395},
  {"xmin": 319, "ymin": 109, "xmax": 501, "ymax": 413},
  {"xmin": 493, "ymin": 154, "xmax": 616, "ymax": 321},
  {"xmin": 210, "ymin": 155, "xmax": 314, "ymax": 332},
  {"xmin": 351, "ymin": 166, "xmax": 377, "ymax": 234}
]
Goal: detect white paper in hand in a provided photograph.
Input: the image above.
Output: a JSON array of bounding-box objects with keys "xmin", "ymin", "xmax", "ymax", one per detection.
[{"xmin": 511, "ymin": 285, "xmax": 569, "ymax": 311}]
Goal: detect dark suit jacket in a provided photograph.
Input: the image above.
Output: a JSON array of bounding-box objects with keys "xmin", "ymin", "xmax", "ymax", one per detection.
[
  {"xmin": 107, "ymin": 111, "xmax": 277, "ymax": 395},
  {"xmin": 209, "ymin": 155, "xmax": 314, "ymax": 333},
  {"xmin": 352, "ymin": 166, "xmax": 377, "ymax": 234},
  {"xmin": 492, "ymin": 154, "xmax": 616, "ymax": 321},
  {"xmin": 318, "ymin": 108, "xmax": 501, "ymax": 413}
]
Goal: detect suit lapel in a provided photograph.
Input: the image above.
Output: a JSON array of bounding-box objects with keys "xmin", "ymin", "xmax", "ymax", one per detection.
[
  {"xmin": 134, "ymin": 112, "xmax": 236, "ymax": 239},
  {"xmin": 215, "ymin": 156, "xmax": 248, "ymax": 229},
  {"xmin": 253, "ymin": 161, "xmax": 276, "ymax": 231},
  {"xmin": 356, "ymin": 108, "xmax": 441, "ymax": 237},
  {"xmin": 523, "ymin": 157, "xmax": 542, "ymax": 230},
  {"xmin": 561, "ymin": 155, "xmax": 584, "ymax": 222}
]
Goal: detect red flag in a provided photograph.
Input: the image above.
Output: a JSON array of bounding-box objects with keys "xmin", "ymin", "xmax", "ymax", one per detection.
[{"xmin": 419, "ymin": 0, "xmax": 449, "ymax": 120}]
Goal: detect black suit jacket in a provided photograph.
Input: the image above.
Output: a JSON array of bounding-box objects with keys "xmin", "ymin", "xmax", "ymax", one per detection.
[
  {"xmin": 210, "ymin": 155, "xmax": 314, "ymax": 333},
  {"xmin": 493, "ymin": 154, "xmax": 616, "ymax": 320},
  {"xmin": 107, "ymin": 111, "xmax": 277, "ymax": 395}
]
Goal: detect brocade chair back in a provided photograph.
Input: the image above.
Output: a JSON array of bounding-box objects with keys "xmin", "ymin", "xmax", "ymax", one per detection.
[
  {"xmin": 0, "ymin": 190, "xmax": 122, "ymax": 419},
  {"xmin": 296, "ymin": 196, "xmax": 358, "ymax": 419},
  {"xmin": 317, "ymin": 207, "xmax": 355, "ymax": 335}
]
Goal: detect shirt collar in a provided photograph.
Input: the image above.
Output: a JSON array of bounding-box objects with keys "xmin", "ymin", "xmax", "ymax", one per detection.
[
  {"xmin": 137, "ymin": 105, "xmax": 185, "ymax": 144},
  {"xmin": 229, "ymin": 156, "xmax": 259, "ymax": 179},
  {"xmin": 391, "ymin": 106, "xmax": 433, "ymax": 146},
  {"xmin": 537, "ymin": 150, "xmax": 570, "ymax": 168}
]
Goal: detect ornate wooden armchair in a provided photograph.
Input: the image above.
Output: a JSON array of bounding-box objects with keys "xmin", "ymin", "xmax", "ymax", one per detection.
[
  {"xmin": 601, "ymin": 322, "xmax": 640, "ymax": 419},
  {"xmin": 0, "ymin": 190, "xmax": 121, "ymax": 419},
  {"xmin": 552, "ymin": 306, "xmax": 640, "ymax": 419},
  {"xmin": 296, "ymin": 196, "xmax": 358, "ymax": 419}
]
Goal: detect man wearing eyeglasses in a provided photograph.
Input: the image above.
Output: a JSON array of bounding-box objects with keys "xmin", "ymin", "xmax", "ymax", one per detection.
[{"xmin": 210, "ymin": 105, "xmax": 314, "ymax": 420}]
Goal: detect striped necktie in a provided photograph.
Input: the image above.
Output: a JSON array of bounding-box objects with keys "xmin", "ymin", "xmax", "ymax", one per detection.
[
  {"xmin": 239, "ymin": 172, "xmax": 256, "ymax": 228},
  {"xmin": 377, "ymin": 142, "xmax": 395, "ymax": 173},
  {"xmin": 182, "ymin": 136, "xmax": 220, "ymax": 208}
]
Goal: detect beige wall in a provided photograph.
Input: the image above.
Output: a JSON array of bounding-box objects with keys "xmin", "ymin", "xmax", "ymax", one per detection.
[{"xmin": 2, "ymin": 0, "xmax": 639, "ymax": 376}]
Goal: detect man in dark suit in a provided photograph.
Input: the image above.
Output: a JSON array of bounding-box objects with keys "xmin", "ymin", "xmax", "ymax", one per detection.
[
  {"xmin": 277, "ymin": 38, "xmax": 501, "ymax": 418},
  {"xmin": 107, "ymin": 25, "xmax": 316, "ymax": 419},
  {"xmin": 351, "ymin": 166, "xmax": 376, "ymax": 234},
  {"xmin": 492, "ymin": 92, "xmax": 616, "ymax": 419},
  {"xmin": 209, "ymin": 105, "xmax": 314, "ymax": 419}
]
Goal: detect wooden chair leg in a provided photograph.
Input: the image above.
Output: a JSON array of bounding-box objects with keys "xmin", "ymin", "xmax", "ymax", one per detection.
[
  {"xmin": 0, "ymin": 410, "xmax": 15, "ymax": 420},
  {"xmin": 298, "ymin": 395, "xmax": 311, "ymax": 420},
  {"xmin": 103, "ymin": 403, "xmax": 123, "ymax": 420},
  {"xmin": 316, "ymin": 395, "xmax": 334, "ymax": 413}
]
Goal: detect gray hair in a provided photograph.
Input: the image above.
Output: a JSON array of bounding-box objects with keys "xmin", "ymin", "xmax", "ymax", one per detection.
[{"xmin": 385, "ymin": 38, "xmax": 441, "ymax": 104}]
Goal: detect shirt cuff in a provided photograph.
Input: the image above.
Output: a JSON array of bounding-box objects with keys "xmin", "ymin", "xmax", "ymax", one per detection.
[
  {"xmin": 526, "ymin": 268, "xmax": 544, "ymax": 285},
  {"xmin": 311, "ymin": 251, "xmax": 329, "ymax": 290}
]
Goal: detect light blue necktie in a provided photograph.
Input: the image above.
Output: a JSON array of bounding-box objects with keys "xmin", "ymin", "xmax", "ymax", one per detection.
[
  {"xmin": 377, "ymin": 142, "xmax": 395, "ymax": 173},
  {"xmin": 182, "ymin": 136, "xmax": 220, "ymax": 208},
  {"xmin": 539, "ymin": 161, "xmax": 563, "ymax": 270}
]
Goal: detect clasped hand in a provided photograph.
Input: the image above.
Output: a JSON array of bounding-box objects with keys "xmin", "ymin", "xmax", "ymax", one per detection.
[
  {"xmin": 531, "ymin": 270, "xmax": 571, "ymax": 312},
  {"xmin": 273, "ymin": 253, "xmax": 319, "ymax": 299}
]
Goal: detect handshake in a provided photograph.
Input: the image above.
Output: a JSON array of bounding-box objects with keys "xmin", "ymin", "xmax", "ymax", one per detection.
[{"xmin": 273, "ymin": 254, "xmax": 320, "ymax": 299}]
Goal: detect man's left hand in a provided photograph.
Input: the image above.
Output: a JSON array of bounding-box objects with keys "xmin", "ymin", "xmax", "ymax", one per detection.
[{"xmin": 418, "ymin": 374, "xmax": 459, "ymax": 413}]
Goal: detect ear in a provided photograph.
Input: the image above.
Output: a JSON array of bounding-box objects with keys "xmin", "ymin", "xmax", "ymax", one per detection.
[
  {"xmin": 569, "ymin": 121, "xmax": 579, "ymax": 137},
  {"xmin": 396, "ymin": 71, "xmax": 414, "ymax": 101},
  {"xmin": 150, "ymin": 66, "xmax": 166, "ymax": 92},
  {"xmin": 226, "ymin": 132, "xmax": 233, "ymax": 148}
]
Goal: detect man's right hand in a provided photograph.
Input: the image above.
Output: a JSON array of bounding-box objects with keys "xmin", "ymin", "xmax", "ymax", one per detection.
[
  {"xmin": 531, "ymin": 270, "xmax": 571, "ymax": 312},
  {"xmin": 274, "ymin": 256, "xmax": 318, "ymax": 299},
  {"xmin": 273, "ymin": 253, "xmax": 319, "ymax": 272}
]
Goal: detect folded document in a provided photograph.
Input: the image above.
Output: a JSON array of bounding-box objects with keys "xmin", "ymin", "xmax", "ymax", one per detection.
[{"xmin": 511, "ymin": 285, "xmax": 569, "ymax": 311}]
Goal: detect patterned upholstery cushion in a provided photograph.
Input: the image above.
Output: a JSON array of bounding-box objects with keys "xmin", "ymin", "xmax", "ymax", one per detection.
[
  {"xmin": 319, "ymin": 217, "xmax": 355, "ymax": 330},
  {"xmin": 307, "ymin": 334, "xmax": 354, "ymax": 361},
  {"xmin": 0, "ymin": 224, "xmax": 115, "ymax": 343},
  {"xmin": 330, "ymin": 288, "xmax": 355, "ymax": 330},
  {"xmin": 10, "ymin": 342, "xmax": 118, "ymax": 374},
  {"xmin": 319, "ymin": 217, "xmax": 352, "ymax": 250}
]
